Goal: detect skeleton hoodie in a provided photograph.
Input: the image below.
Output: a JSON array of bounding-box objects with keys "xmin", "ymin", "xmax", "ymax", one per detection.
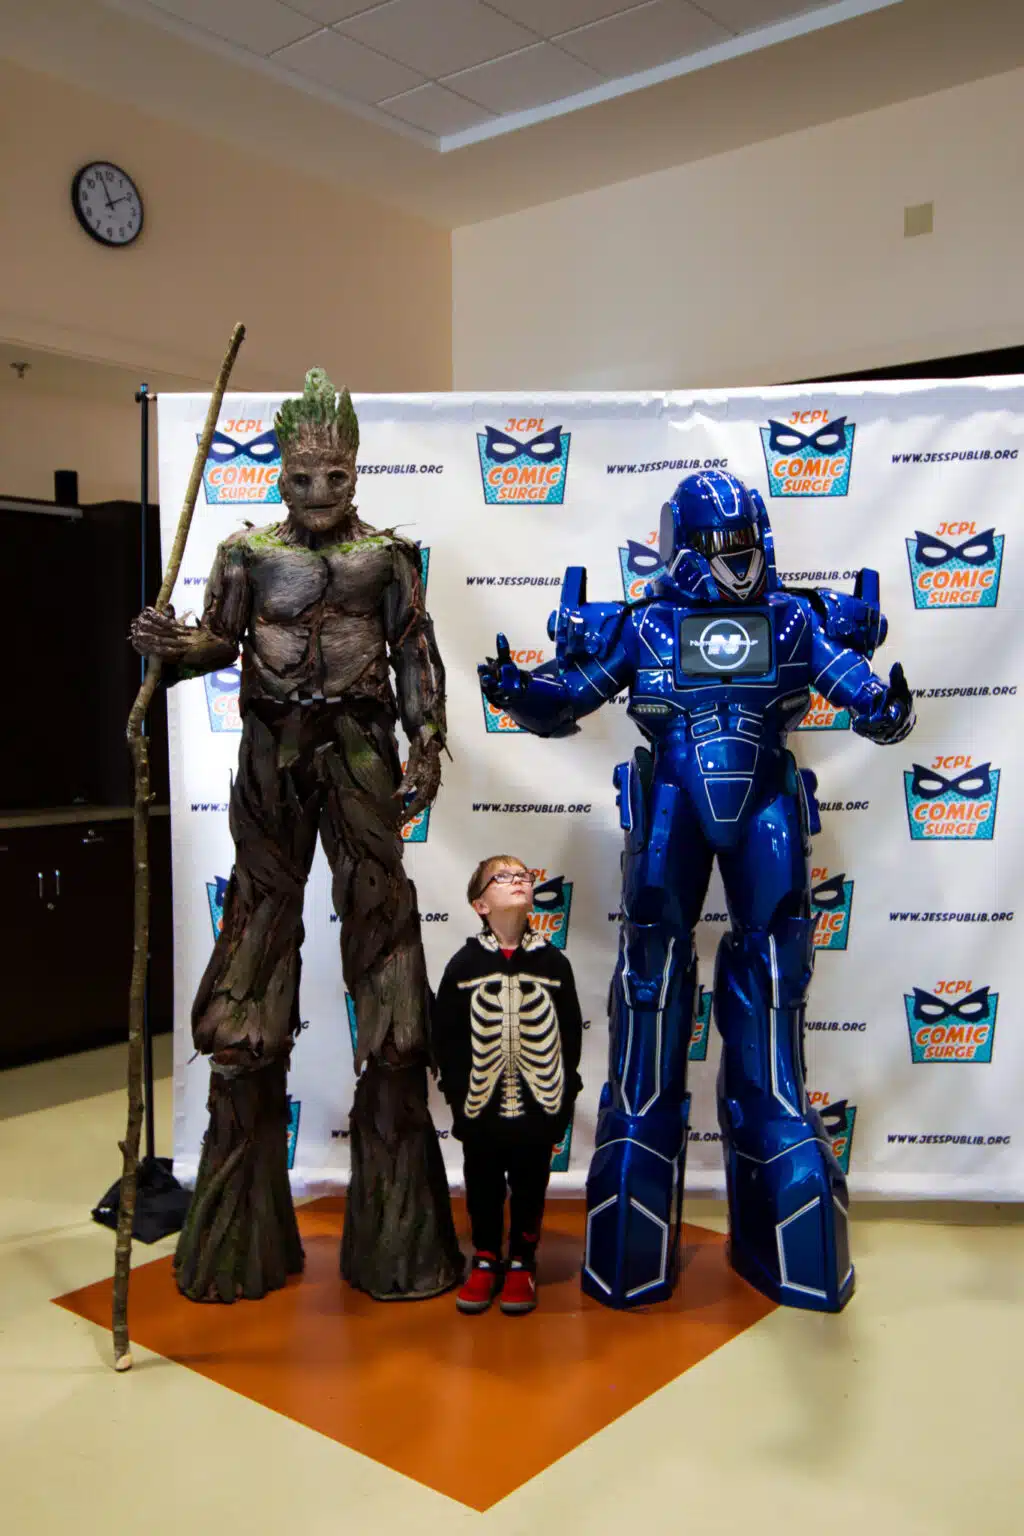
[{"xmin": 432, "ymin": 931, "xmax": 584, "ymax": 1143}]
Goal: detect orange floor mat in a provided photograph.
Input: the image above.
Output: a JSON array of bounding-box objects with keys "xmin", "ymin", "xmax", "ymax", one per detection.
[{"xmin": 56, "ymin": 1197, "xmax": 774, "ymax": 1510}]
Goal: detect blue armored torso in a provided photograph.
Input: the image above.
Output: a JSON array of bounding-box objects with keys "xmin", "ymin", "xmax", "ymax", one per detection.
[
  {"xmin": 479, "ymin": 470, "xmax": 913, "ymax": 1317},
  {"xmin": 625, "ymin": 594, "xmax": 815, "ymax": 838}
]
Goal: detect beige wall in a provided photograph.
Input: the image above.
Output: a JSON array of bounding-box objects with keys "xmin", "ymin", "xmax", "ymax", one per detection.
[
  {"xmin": 452, "ymin": 67, "xmax": 1024, "ymax": 390},
  {"xmin": 0, "ymin": 56, "xmax": 451, "ymax": 503}
]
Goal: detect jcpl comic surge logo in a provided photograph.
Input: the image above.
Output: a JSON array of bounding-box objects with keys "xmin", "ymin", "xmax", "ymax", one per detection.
[
  {"xmin": 797, "ymin": 689, "xmax": 851, "ymax": 731},
  {"xmin": 906, "ymin": 521, "xmax": 1003, "ymax": 609},
  {"xmin": 204, "ymin": 663, "xmax": 242, "ymax": 732},
  {"xmin": 809, "ymin": 1093, "xmax": 857, "ymax": 1175},
  {"xmin": 904, "ymin": 756, "xmax": 1000, "ymax": 840},
  {"xmin": 477, "ymin": 418, "xmax": 570, "ymax": 505},
  {"xmin": 619, "ymin": 533, "xmax": 667, "ymax": 604},
  {"xmin": 400, "ymin": 759, "xmax": 430, "ymax": 843},
  {"xmin": 811, "ymin": 867, "xmax": 854, "ymax": 950},
  {"xmin": 759, "ymin": 409, "xmax": 855, "ymax": 497},
  {"xmin": 688, "ymin": 985, "xmax": 713, "ymax": 1061},
  {"xmin": 904, "ymin": 979, "xmax": 998, "ymax": 1063},
  {"xmin": 528, "ymin": 872, "xmax": 573, "ymax": 950},
  {"xmin": 206, "ymin": 876, "xmax": 228, "ymax": 939},
  {"xmin": 551, "ymin": 1116, "xmax": 573, "ymax": 1172},
  {"xmin": 202, "ymin": 418, "xmax": 281, "ymax": 505}
]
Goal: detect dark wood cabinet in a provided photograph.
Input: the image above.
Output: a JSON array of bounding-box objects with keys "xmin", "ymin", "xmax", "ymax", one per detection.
[{"xmin": 0, "ymin": 811, "xmax": 173, "ymax": 1067}]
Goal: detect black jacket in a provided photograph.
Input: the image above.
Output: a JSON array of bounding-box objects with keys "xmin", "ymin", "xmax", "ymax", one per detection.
[{"xmin": 432, "ymin": 931, "xmax": 584, "ymax": 1144}]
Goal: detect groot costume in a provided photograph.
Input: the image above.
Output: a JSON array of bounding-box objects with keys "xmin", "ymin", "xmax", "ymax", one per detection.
[{"xmin": 132, "ymin": 369, "xmax": 461, "ymax": 1302}]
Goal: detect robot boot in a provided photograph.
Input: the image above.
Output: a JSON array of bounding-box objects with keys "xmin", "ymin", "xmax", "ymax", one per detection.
[
  {"xmin": 582, "ymin": 920, "xmax": 696, "ymax": 1307},
  {"xmin": 715, "ymin": 916, "xmax": 854, "ymax": 1312}
]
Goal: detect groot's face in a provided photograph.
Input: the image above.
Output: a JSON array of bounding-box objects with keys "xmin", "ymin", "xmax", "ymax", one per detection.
[{"xmin": 279, "ymin": 443, "xmax": 357, "ymax": 535}]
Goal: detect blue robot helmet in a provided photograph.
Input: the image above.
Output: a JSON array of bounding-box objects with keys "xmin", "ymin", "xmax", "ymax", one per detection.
[{"xmin": 659, "ymin": 471, "xmax": 769, "ymax": 603}]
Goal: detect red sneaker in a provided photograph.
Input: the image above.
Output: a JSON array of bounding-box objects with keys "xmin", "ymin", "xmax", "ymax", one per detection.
[
  {"xmin": 499, "ymin": 1261, "xmax": 537, "ymax": 1314},
  {"xmin": 456, "ymin": 1253, "xmax": 501, "ymax": 1314}
]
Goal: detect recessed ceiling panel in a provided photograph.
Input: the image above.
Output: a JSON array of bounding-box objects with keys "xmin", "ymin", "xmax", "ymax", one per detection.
[
  {"xmin": 291, "ymin": 0, "xmax": 388, "ymax": 21},
  {"xmin": 483, "ymin": 0, "xmax": 641, "ymax": 31},
  {"xmin": 379, "ymin": 81, "xmax": 496, "ymax": 133},
  {"xmin": 443, "ymin": 40, "xmax": 606, "ymax": 112},
  {"xmin": 339, "ymin": 0, "xmax": 538, "ymax": 78},
  {"xmin": 150, "ymin": 0, "xmax": 318, "ymax": 54},
  {"xmin": 274, "ymin": 26, "xmax": 427, "ymax": 100},
  {"xmin": 555, "ymin": 1, "xmax": 731, "ymax": 77},
  {"xmin": 698, "ymin": 0, "xmax": 823, "ymax": 34}
]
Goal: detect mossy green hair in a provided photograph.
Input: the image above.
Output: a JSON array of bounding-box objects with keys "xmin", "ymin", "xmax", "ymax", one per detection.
[{"xmin": 275, "ymin": 367, "xmax": 359, "ymax": 453}]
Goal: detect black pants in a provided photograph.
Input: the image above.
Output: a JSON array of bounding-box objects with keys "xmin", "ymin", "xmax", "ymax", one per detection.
[{"xmin": 463, "ymin": 1137, "xmax": 552, "ymax": 1263}]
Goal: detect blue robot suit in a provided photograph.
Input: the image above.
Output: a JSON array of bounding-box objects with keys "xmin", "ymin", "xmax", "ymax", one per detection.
[{"xmin": 479, "ymin": 471, "xmax": 914, "ymax": 1313}]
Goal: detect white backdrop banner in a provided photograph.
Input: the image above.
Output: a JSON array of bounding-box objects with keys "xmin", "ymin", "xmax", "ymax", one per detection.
[{"xmin": 158, "ymin": 381, "xmax": 1024, "ymax": 1200}]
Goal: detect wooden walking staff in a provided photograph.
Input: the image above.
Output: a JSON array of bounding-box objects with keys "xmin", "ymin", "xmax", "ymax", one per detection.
[{"xmin": 113, "ymin": 322, "xmax": 246, "ymax": 1370}]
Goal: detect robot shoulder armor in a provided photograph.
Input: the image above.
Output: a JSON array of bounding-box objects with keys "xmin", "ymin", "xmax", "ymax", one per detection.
[{"xmin": 797, "ymin": 580, "xmax": 887, "ymax": 657}]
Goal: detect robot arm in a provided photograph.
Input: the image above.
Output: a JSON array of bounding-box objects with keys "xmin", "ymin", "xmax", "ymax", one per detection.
[
  {"xmin": 806, "ymin": 570, "xmax": 915, "ymax": 744},
  {"xmin": 478, "ymin": 566, "xmax": 635, "ymax": 737}
]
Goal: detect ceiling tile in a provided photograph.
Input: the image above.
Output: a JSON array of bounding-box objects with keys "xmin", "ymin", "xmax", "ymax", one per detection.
[
  {"xmin": 443, "ymin": 41, "xmax": 605, "ymax": 112},
  {"xmin": 339, "ymin": 0, "xmax": 538, "ymax": 76},
  {"xmin": 290, "ymin": 2, "xmax": 387, "ymax": 21},
  {"xmin": 696, "ymin": 0, "xmax": 818, "ymax": 35},
  {"xmin": 378, "ymin": 81, "xmax": 496, "ymax": 133},
  {"xmin": 273, "ymin": 27, "xmax": 426, "ymax": 98},
  {"xmin": 484, "ymin": 1, "xmax": 641, "ymax": 35},
  {"xmin": 150, "ymin": 0, "xmax": 319, "ymax": 54},
  {"xmin": 555, "ymin": 1, "xmax": 730, "ymax": 76}
]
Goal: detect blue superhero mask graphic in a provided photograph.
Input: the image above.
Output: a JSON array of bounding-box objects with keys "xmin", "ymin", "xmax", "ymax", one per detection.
[
  {"xmin": 817, "ymin": 1099, "xmax": 851, "ymax": 1139},
  {"xmin": 909, "ymin": 763, "xmax": 992, "ymax": 800},
  {"xmin": 532, "ymin": 874, "xmax": 566, "ymax": 909},
  {"xmin": 765, "ymin": 417, "xmax": 849, "ymax": 454},
  {"xmin": 623, "ymin": 539, "xmax": 665, "ymax": 577},
  {"xmin": 206, "ymin": 429, "xmax": 281, "ymax": 463},
  {"xmin": 811, "ymin": 872, "xmax": 848, "ymax": 910},
  {"xmin": 912, "ymin": 528, "xmax": 996, "ymax": 567},
  {"xmin": 483, "ymin": 425, "xmax": 564, "ymax": 462},
  {"xmin": 911, "ymin": 987, "xmax": 992, "ymax": 1024}
]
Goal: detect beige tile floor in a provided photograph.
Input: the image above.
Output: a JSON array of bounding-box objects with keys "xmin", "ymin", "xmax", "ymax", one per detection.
[{"xmin": 2, "ymin": 1039, "xmax": 1022, "ymax": 1535}]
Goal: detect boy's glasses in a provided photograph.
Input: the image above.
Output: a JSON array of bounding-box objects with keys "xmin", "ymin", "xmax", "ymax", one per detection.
[{"xmin": 484, "ymin": 871, "xmax": 535, "ymax": 889}]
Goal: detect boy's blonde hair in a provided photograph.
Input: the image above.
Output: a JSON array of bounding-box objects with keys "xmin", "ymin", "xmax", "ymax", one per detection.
[{"xmin": 466, "ymin": 853, "xmax": 530, "ymax": 907}]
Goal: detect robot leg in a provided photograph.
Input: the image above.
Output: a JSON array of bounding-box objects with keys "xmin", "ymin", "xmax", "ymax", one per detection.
[
  {"xmin": 715, "ymin": 915, "xmax": 853, "ymax": 1312},
  {"xmin": 583, "ymin": 758, "xmax": 708, "ymax": 1308}
]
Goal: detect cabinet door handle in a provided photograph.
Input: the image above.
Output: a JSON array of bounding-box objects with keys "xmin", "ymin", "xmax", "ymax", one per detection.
[
  {"xmin": 38, "ymin": 871, "xmax": 44, "ymax": 900},
  {"xmin": 54, "ymin": 868, "xmax": 61, "ymax": 898}
]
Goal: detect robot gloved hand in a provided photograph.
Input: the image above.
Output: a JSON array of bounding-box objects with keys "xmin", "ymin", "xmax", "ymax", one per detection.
[
  {"xmin": 478, "ymin": 633, "xmax": 530, "ymax": 706},
  {"xmin": 852, "ymin": 661, "xmax": 915, "ymax": 744}
]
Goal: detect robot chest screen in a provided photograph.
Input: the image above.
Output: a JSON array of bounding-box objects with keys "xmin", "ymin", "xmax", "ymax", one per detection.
[{"xmin": 674, "ymin": 611, "xmax": 774, "ymax": 683}]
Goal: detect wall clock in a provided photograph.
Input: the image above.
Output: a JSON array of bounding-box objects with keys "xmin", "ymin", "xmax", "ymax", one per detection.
[{"xmin": 71, "ymin": 162, "xmax": 144, "ymax": 247}]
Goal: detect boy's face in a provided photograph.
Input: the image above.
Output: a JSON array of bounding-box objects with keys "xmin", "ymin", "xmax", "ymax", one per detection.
[{"xmin": 472, "ymin": 860, "xmax": 535, "ymax": 925}]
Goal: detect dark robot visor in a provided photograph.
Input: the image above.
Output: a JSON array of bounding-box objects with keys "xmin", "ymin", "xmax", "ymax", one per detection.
[{"xmin": 688, "ymin": 524, "xmax": 760, "ymax": 559}]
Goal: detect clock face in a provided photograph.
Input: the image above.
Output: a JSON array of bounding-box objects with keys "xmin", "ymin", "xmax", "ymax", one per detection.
[{"xmin": 71, "ymin": 163, "xmax": 144, "ymax": 247}]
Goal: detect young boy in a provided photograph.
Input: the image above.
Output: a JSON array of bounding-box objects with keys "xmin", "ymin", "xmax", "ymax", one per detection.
[{"xmin": 432, "ymin": 854, "xmax": 583, "ymax": 1315}]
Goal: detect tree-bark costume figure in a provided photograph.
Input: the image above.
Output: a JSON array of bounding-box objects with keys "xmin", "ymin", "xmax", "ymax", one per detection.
[
  {"xmin": 479, "ymin": 471, "xmax": 914, "ymax": 1313},
  {"xmin": 132, "ymin": 369, "xmax": 461, "ymax": 1303}
]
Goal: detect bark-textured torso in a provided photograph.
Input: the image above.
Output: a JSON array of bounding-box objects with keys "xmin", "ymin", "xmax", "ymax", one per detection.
[{"xmin": 206, "ymin": 524, "xmax": 424, "ymax": 717}]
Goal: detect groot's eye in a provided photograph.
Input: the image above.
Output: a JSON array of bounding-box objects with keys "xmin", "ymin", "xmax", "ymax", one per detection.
[
  {"xmin": 291, "ymin": 473, "xmax": 311, "ymax": 489},
  {"xmin": 328, "ymin": 470, "xmax": 349, "ymax": 485}
]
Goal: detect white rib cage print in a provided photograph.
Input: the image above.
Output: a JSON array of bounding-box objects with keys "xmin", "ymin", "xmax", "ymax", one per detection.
[{"xmin": 457, "ymin": 972, "xmax": 564, "ymax": 1120}]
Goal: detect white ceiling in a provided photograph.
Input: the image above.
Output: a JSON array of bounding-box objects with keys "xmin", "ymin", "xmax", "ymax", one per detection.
[
  {"xmin": 110, "ymin": 0, "xmax": 901, "ymax": 149},
  {"xmin": 4, "ymin": 0, "xmax": 1023, "ymax": 226}
]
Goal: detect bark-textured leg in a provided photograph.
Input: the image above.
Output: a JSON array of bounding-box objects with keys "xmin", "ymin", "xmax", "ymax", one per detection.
[
  {"xmin": 174, "ymin": 1057, "xmax": 303, "ymax": 1302},
  {"xmin": 321, "ymin": 713, "xmax": 462, "ymax": 1298},
  {"xmin": 174, "ymin": 707, "xmax": 317, "ymax": 1302}
]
